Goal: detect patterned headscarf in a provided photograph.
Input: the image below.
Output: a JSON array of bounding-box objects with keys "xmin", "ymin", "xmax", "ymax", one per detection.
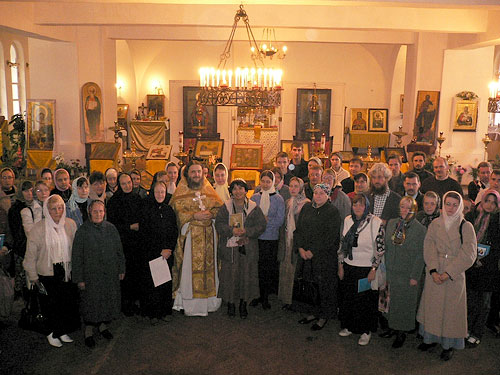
[{"xmin": 391, "ymin": 196, "xmax": 418, "ymax": 245}]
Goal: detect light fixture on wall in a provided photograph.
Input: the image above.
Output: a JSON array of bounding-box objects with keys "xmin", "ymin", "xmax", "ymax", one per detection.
[
  {"xmin": 197, "ymin": 4, "xmax": 283, "ymax": 107},
  {"xmin": 251, "ymin": 28, "xmax": 287, "ymax": 60},
  {"xmin": 488, "ymin": 75, "xmax": 500, "ymax": 133},
  {"xmin": 151, "ymin": 80, "xmax": 164, "ymax": 95}
]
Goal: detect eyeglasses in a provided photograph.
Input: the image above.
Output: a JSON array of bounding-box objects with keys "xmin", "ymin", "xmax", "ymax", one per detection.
[{"xmin": 1, "ymin": 176, "xmax": 14, "ymax": 180}]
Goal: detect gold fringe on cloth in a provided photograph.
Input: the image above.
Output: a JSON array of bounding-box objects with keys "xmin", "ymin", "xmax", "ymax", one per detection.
[{"xmin": 26, "ymin": 150, "xmax": 56, "ymax": 170}]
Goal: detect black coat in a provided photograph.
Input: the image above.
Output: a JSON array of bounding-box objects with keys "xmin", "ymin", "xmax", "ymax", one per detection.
[
  {"xmin": 369, "ymin": 190, "xmax": 401, "ymax": 223},
  {"xmin": 465, "ymin": 210, "xmax": 500, "ymax": 292},
  {"xmin": 8, "ymin": 200, "xmax": 27, "ymax": 257}
]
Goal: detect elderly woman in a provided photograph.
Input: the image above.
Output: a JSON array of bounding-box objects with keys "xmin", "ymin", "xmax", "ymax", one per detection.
[
  {"xmin": 417, "ymin": 192, "xmax": 477, "ymax": 361},
  {"xmin": 138, "ymin": 181, "xmax": 178, "ymax": 324},
  {"xmin": 72, "ymin": 200, "xmax": 125, "ymax": 348},
  {"xmin": 23, "ymin": 195, "xmax": 78, "ymax": 347},
  {"xmin": 338, "ymin": 193, "xmax": 384, "ymax": 345},
  {"xmin": 278, "ymin": 177, "xmax": 309, "ymax": 309},
  {"xmin": 213, "ymin": 163, "xmax": 230, "ymax": 202},
  {"xmin": 51, "ymin": 168, "xmax": 72, "ymax": 202},
  {"xmin": 295, "ymin": 183, "xmax": 341, "ymax": 330},
  {"xmin": 416, "ymin": 191, "xmax": 441, "ymax": 228},
  {"xmin": 381, "ymin": 196, "xmax": 426, "ymax": 348},
  {"xmin": 66, "ymin": 176, "xmax": 90, "ymax": 228},
  {"xmin": 216, "ymin": 179, "xmax": 266, "ymax": 318},
  {"xmin": 464, "ymin": 189, "xmax": 500, "ymax": 347},
  {"xmin": 250, "ymin": 170, "xmax": 285, "ymax": 310}
]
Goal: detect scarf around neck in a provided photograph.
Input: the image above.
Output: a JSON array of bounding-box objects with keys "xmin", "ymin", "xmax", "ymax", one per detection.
[
  {"xmin": 67, "ymin": 176, "xmax": 89, "ymax": 212},
  {"xmin": 259, "ymin": 172, "xmax": 276, "ymax": 216},
  {"xmin": 341, "ymin": 194, "xmax": 371, "ymax": 260},
  {"xmin": 474, "ymin": 189, "xmax": 500, "ymax": 243}
]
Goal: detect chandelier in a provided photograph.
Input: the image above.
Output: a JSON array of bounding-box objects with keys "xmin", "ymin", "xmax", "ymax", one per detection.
[
  {"xmin": 198, "ymin": 4, "xmax": 283, "ymax": 107},
  {"xmin": 488, "ymin": 75, "xmax": 500, "ymax": 132},
  {"xmin": 251, "ymin": 28, "xmax": 287, "ymax": 60}
]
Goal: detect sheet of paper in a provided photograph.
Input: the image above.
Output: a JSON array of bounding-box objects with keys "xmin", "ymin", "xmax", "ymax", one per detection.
[{"xmin": 149, "ymin": 256, "xmax": 172, "ymax": 287}]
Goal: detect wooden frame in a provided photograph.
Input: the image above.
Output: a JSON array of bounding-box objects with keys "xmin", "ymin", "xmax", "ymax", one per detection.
[
  {"xmin": 452, "ymin": 97, "xmax": 479, "ymax": 132},
  {"xmin": 147, "ymin": 95, "xmax": 165, "ymax": 118},
  {"xmin": 26, "ymin": 99, "xmax": 56, "ymax": 151},
  {"xmin": 146, "ymin": 144, "xmax": 172, "ymax": 160},
  {"xmin": 230, "ymin": 170, "xmax": 260, "ymax": 191},
  {"xmin": 383, "ymin": 147, "xmax": 408, "ymax": 163},
  {"xmin": 296, "ymin": 88, "xmax": 332, "ymax": 139},
  {"xmin": 183, "ymin": 86, "xmax": 218, "ymax": 138},
  {"xmin": 413, "ymin": 90, "xmax": 440, "ymax": 144},
  {"xmin": 194, "ymin": 139, "xmax": 224, "ymax": 159},
  {"xmin": 350, "ymin": 108, "xmax": 368, "ymax": 132},
  {"xmin": 117, "ymin": 104, "xmax": 129, "ymax": 120},
  {"xmin": 82, "ymin": 82, "xmax": 104, "ymax": 142},
  {"xmin": 230, "ymin": 144, "xmax": 263, "ymax": 170},
  {"xmin": 280, "ymin": 140, "xmax": 310, "ymax": 161},
  {"xmin": 368, "ymin": 108, "xmax": 388, "ymax": 132}
]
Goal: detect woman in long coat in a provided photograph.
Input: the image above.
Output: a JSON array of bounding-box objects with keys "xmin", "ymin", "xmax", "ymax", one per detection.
[
  {"xmin": 382, "ymin": 196, "xmax": 426, "ymax": 348},
  {"xmin": 417, "ymin": 191, "xmax": 477, "ymax": 361},
  {"xmin": 216, "ymin": 179, "xmax": 266, "ymax": 319},
  {"xmin": 138, "ymin": 181, "xmax": 178, "ymax": 323},
  {"xmin": 72, "ymin": 200, "xmax": 125, "ymax": 348},
  {"xmin": 464, "ymin": 189, "xmax": 500, "ymax": 347}
]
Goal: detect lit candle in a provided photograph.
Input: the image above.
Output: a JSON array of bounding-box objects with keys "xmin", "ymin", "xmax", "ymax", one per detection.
[
  {"xmin": 222, "ymin": 70, "xmax": 227, "ymax": 86},
  {"xmin": 211, "ymin": 68, "xmax": 215, "ymax": 87},
  {"xmin": 250, "ymin": 68, "xmax": 256, "ymax": 88},
  {"xmin": 199, "ymin": 68, "xmax": 204, "ymax": 87},
  {"xmin": 235, "ymin": 68, "xmax": 240, "ymax": 88},
  {"xmin": 489, "ymin": 82, "xmax": 496, "ymax": 98},
  {"xmin": 228, "ymin": 70, "xmax": 233, "ymax": 88},
  {"xmin": 216, "ymin": 70, "xmax": 220, "ymax": 87},
  {"xmin": 258, "ymin": 68, "xmax": 262, "ymax": 87},
  {"xmin": 179, "ymin": 131, "xmax": 184, "ymax": 145},
  {"xmin": 321, "ymin": 133, "xmax": 326, "ymax": 150},
  {"xmin": 244, "ymin": 68, "xmax": 249, "ymax": 88},
  {"xmin": 264, "ymin": 69, "xmax": 268, "ymax": 88}
]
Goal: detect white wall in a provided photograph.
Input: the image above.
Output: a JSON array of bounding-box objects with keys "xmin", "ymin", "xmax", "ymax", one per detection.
[
  {"xmin": 439, "ymin": 45, "xmax": 495, "ymax": 183},
  {"xmin": 28, "ymin": 38, "xmax": 81, "ymax": 159}
]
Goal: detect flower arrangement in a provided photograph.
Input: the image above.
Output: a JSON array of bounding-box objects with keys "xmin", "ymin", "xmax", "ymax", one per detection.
[
  {"xmin": 455, "ymin": 91, "xmax": 478, "ymax": 100},
  {"xmin": 454, "ymin": 164, "xmax": 467, "ymax": 184},
  {"xmin": 469, "ymin": 166, "xmax": 479, "ymax": 181},
  {"xmin": 54, "ymin": 152, "xmax": 87, "ymax": 178},
  {"xmin": 1, "ymin": 114, "xmax": 27, "ymax": 176}
]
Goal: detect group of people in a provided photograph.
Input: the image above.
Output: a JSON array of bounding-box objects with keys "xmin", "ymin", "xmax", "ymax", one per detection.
[{"xmin": 0, "ymin": 142, "xmax": 498, "ymax": 362}]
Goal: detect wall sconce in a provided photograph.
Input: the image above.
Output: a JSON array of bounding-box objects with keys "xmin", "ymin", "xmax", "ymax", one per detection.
[{"xmin": 151, "ymin": 80, "xmax": 163, "ymax": 95}]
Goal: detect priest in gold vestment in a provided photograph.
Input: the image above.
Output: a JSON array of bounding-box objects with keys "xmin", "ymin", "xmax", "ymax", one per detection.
[{"xmin": 170, "ymin": 161, "xmax": 224, "ymax": 316}]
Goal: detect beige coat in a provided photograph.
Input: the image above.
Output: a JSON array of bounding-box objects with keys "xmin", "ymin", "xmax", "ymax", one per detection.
[
  {"xmin": 23, "ymin": 218, "xmax": 77, "ymax": 281},
  {"xmin": 417, "ymin": 216, "xmax": 477, "ymax": 338}
]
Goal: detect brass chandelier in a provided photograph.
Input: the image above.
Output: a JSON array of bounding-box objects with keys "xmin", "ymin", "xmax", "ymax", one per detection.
[{"xmin": 198, "ymin": 4, "xmax": 283, "ymax": 107}]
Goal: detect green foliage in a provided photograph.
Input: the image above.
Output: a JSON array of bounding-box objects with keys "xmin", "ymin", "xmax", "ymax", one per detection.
[{"xmin": 1, "ymin": 114, "xmax": 26, "ymax": 176}]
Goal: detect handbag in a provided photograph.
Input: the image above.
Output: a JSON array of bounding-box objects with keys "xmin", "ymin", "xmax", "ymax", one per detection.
[
  {"xmin": 292, "ymin": 259, "xmax": 320, "ymax": 306},
  {"xmin": 0, "ymin": 267, "xmax": 14, "ymax": 318},
  {"xmin": 18, "ymin": 284, "xmax": 49, "ymax": 334}
]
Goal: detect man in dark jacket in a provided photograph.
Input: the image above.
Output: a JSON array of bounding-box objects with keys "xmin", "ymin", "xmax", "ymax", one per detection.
[{"xmin": 368, "ymin": 162, "xmax": 401, "ymax": 226}]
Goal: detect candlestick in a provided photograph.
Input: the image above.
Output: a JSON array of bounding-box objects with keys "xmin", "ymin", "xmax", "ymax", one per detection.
[
  {"xmin": 321, "ymin": 133, "xmax": 326, "ymax": 150},
  {"xmin": 179, "ymin": 131, "xmax": 184, "ymax": 146}
]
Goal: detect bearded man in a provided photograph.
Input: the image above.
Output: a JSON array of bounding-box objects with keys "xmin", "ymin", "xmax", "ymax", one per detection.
[
  {"xmin": 170, "ymin": 161, "xmax": 223, "ymax": 316},
  {"xmin": 368, "ymin": 163, "xmax": 401, "ymax": 225}
]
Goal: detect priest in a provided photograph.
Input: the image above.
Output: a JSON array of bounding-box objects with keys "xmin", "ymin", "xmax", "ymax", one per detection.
[{"xmin": 170, "ymin": 161, "xmax": 223, "ymax": 316}]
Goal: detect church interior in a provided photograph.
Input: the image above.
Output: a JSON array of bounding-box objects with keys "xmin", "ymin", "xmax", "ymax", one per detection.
[{"xmin": 1, "ymin": 0, "xmax": 500, "ymax": 186}]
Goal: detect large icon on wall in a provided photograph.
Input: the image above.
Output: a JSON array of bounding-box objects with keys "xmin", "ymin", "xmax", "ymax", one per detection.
[
  {"xmin": 82, "ymin": 82, "xmax": 105, "ymax": 142},
  {"xmin": 452, "ymin": 97, "xmax": 478, "ymax": 132},
  {"xmin": 183, "ymin": 86, "xmax": 218, "ymax": 138},
  {"xmin": 27, "ymin": 99, "xmax": 55, "ymax": 151},
  {"xmin": 413, "ymin": 90, "xmax": 440, "ymax": 144},
  {"xmin": 295, "ymin": 88, "xmax": 331, "ymax": 140}
]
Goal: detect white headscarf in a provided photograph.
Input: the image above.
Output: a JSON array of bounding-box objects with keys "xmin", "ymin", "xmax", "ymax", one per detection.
[
  {"xmin": 43, "ymin": 195, "xmax": 71, "ymax": 281},
  {"xmin": 67, "ymin": 176, "xmax": 89, "ymax": 212},
  {"xmin": 213, "ymin": 162, "xmax": 230, "ymax": 203},
  {"xmin": 259, "ymin": 171, "xmax": 276, "ymax": 216},
  {"xmin": 442, "ymin": 191, "xmax": 464, "ymax": 231}
]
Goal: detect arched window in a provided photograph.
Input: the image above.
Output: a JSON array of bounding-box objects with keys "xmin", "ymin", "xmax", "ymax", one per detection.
[
  {"xmin": 9, "ymin": 44, "xmax": 21, "ymax": 115},
  {"xmin": 0, "ymin": 42, "xmax": 7, "ymax": 118}
]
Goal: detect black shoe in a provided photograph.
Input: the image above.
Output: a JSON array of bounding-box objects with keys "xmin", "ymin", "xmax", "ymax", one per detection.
[
  {"xmin": 379, "ymin": 329, "xmax": 396, "ymax": 338},
  {"xmin": 85, "ymin": 336, "xmax": 96, "ymax": 349},
  {"xmin": 311, "ymin": 319, "xmax": 328, "ymax": 331},
  {"xmin": 100, "ymin": 329, "xmax": 113, "ymax": 340},
  {"xmin": 440, "ymin": 348, "xmax": 454, "ymax": 361},
  {"xmin": 249, "ymin": 298, "xmax": 261, "ymax": 307},
  {"xmin": 392, "ymin": 332, "xmax": 406, "ymax": 348},
  {"xmin": 262, "ymin": 299, "xmax": 271, "ymax": 310},
  {"xmin": 227, "ymin": 303, "xmax": 236, "ymax": 317},
  {"xmin": 239, "ymin": 301, "xmax": 248, "ymax": 319},
  {"xmin": 298, "ymin": 316, "xmax": 318, "ymax": 325},
  {"xmin": 418, "ymin": 342, "xmax": 437, "ymax": 352}
]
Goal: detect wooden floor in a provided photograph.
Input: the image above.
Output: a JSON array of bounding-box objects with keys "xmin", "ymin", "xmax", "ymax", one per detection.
[{"xmin": 2, "ymin": 296, "xmax": 500, "ymax": 375}]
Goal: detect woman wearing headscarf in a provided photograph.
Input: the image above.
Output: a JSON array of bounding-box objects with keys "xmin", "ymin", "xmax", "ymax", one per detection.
[
  {"xmin": 416, "ymin": 191, "xmax": 441, "ymax": 228},
  {"xmin": 295, "ymin": 183, "xmax": 341, "ymax": 330},
  {"xmin": 72, "ymin": 200, "xmax": 125, "ymax": 348},
  {"xmin": 338, "ymin": 193, "xmax": 385, "ymax": 345},
  {"xmin": 40, "ymin": 168, "xmax": 54, "ymax": 191},
  {"xmin": 21, "ymin": 181, "xmax": 50, "ymax": 236},
  {"xmin": 216, "ymin": 179, "xmax": 266, "ymax": 319},
  {"xmin": 381, "ymin": 196, "xmax": 426, "ymax": 348},
  {"xmin": 417, "ymin": 191, "xmax": 477, "ymax": 361},
  {"xmin": 106, "ymin": 173, "xmax": 142, "ymax": 316},
  {"xmin": 464, "ymin": 189, "xmax": 500, "ymax": 348},
  {"xmin": 8, "ymin": 181, "xmax": 34, "ymax": 299},
  {"xmin": 213, "ymin": 162, "xmax": 230, "ymax": 203},
  {"xmin": 51, "ymin": 168, "xmax": 72, "ymax": 202},
  {"xmin": 250, "ymin": 170, "xmax": 285, "ymax": 310},
  {"xmin": 66, "ymin": 176, "xmax": 90, "ymax": 228},
  {"xmin": 148, "ymin": 171, "xmax": 173, "ymax": 205},
  {"xmin": 278, "ymin": 177, "xmax": 309, "ymax": 309},
  {"xmin": 138, "ymin": 181, "xmax": 178, "ymax": 324},
  {"xmin": 23, "ymin": 195, "xmax": 78, "ymax": 347}
]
